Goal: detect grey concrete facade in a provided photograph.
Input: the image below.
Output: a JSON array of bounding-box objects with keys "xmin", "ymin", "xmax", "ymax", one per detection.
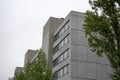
[
  {"xmin": 14, "ymin": 67, "xmax": 23, "ymax": 76},
  {"xmin": 24, "ymin": 49, "xmax": 39, "ymax": 65},
  {"xmin": 42, "ymin": 17, "xmax": 64, "ymax": 69},
  {"xmin": 12, "ymin": 49, "xmax": 38, "ymax": 80},
  {"xmin": 42, "ymin": 11, "xmax": 112, "ymax": 80}
]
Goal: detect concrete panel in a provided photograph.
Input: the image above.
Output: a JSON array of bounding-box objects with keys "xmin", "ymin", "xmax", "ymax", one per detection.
[
  {"xmin": 70, "ymin": 12, "xmax": 85, "ymax": 31},
  {"xmin": 97, "ymin": 54, "xmax": 110, "ymax": 65},
  {"xmin": 86, "ymin": 47, "xmax": 97, "ymax": 63},
  {"xmin": 71, "ymin": 44, "xmax": 86, "ymax": 61},
  {"xmin": 58, "ymin": 73, "xmax": 70, "ymax": 80},
  {"xmin": 71, "ymin": 15, "xmax": 78, "ymax": 30},
  {"xmin": 77, "ymin": 16, "xmax": 85, "ymax": 31},
  {"xmin": 86, "ymin": 63, "xmax": 96, "ymax": 79},
  {"xmin": 71, "ymin": 77, "xmax": 87, "ymax": 80},
  {"xmin": 71, "ymin": 29, "xmax": 88, "ymax": 46},
  {"xmin": 77, "ymin": 61, "xmax": 87, "ymax": 78},
  {"xmin": 70, "ymin": 29, "xmax": 79, "ymax": 45},
  {"xmin": 71, "ymin": 45, "xmax": 77, "ymax": 60},
  {"xmin": 83, "ymin": 35, "xmax": 89, "ymax": 46},
  {"xmin": 106, "ymin": 65, "xmax": 113, "ymax": 80},
  {"xmin": 77, "ymin": 46, "xmax": 86, "ymax": 61},
  {"xmin": 96, "ymin": 64, "xmax": 108, "ymax": 80},
  {"xmin": 71, "ymin": 61, "xmax": 77, "ymax": 76}
]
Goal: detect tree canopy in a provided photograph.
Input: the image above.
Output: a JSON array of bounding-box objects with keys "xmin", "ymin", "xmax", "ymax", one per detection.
[
  {"xmin": 14, "ymin": 49, "xmax": 51, "ymax": 80},
  {"xmin": 83, "ymin": 0, "xmax": 120, "ymax": 80}
]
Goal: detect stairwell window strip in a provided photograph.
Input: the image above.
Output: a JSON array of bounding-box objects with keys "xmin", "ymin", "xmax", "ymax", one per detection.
[
  {"xmin": 54, "ymin": 64, "xmax": 69, "ymax": 79},
  {"xmin": 53, "ymin": 48, "xmax": 69, "ymax": 67},
  {"xmin": 54, "ymin": 34, "xmax": 70, "ymax": 53},
  {"xmin": 54, "ymin": 19, "xmax": 70, "ymax": 41}
]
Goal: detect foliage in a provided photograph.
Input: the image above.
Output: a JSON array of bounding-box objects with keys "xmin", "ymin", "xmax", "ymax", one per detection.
[
  {"xmin": 14, "ymin": 49, "xmax": 51, "ymax": 80},
  {"xmin": 83, "ymin": 0, "xmax": 120, "ymax": 80},
  {"xmin": 14, "ymin": 71, "xmax": 26, "ymax": 80}
]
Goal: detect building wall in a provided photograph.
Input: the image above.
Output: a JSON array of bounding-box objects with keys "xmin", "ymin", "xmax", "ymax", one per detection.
[
  {"xmin": 42, "ymin": 11, "xmax": 113, "ymax": 80},
  {"xmin": 42, "ymin": 17, "xmax": 64, "ymax": 69},
  {"xmin": 24, "ymin": 49, "xmax": 38, "ymax": 65},
  {"xmin": 69, "ymin": 11, "xmax": 112, "ymax": 80},
  {"xmin": 52, "ymin": 14, "xmax": 71, "ymax": 80},
  {"xmin": 14, "ymin": 67, "xmax": 23, "ymax": 76},
  {"xmin": 53, "ymin": 11, "xmax": 112, "ymax": 80},
  {"xmin": 9, "ymin": 77, "xmax": 14, "ymax": 80}
]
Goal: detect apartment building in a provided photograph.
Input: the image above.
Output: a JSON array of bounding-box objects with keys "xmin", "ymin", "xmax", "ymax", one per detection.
[
  {"xmin": 14, "ymin": 67, "xmax": 23, "ymax": 76},
  {"xmin": 41, "ymin": 11, "xmax": 112, "ymax": 80},
  {"xmin": 24, "ymin": 49, "xmax": 39, "ymax": 65},
  {"xmin": 14, "ymin": 49, "xmax": 38, "ymax": 77},
  {"xmin": 9, "ymin": 77, "xmax": 14, "ymax": 80}
]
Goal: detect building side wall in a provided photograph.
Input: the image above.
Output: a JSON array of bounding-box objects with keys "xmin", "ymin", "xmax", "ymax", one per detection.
[
  {"xmin": 42, "ymin": 11, "xmax": 112, "ymax": 80},
  {"xmin": 14, "ymin": 67, "xmax": 23, "ymax": 76},
  {"xmin": 24, "ymin": 50, "xmax": 38, "ymax": 65},
  {"xmin": 70, "ymin": 11, "xmax": 112, "ymax": 80},
  {"xmin": 42, "ymin": 17, "xmax": 64, "ymax": 69}
]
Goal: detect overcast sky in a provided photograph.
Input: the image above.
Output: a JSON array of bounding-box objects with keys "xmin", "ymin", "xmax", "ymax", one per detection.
[{"xmin": 0, "ymin": 0, "xmax": 91, "ymax": 80}]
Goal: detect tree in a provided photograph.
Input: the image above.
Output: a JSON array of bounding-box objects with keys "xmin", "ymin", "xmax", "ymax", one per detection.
[
  {"xmin": 83, "ymin": 0, "xmax": 120, "ymax": 80},
  {"xmin": 29, "ymin": 49, "xmax": 51, "ymax": 80},
  {"xmin": 14, "ymin": 71, "xmax": 26, "ymax": 80},
  {"xmin": 14, "ymin": 49, "xmax": 51, "ymax": 80}
]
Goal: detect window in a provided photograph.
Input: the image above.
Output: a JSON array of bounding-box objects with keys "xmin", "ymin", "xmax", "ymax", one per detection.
[
  {"xmin": 54, "ymin": 20, "xmax": 70, "ymax": 41},
  {"xmin": 64, "ymin": 37, "xmax": 68, "ymax": 44},
  {"xmin": 59, "ymin": 54, "xmax": 63, "ymax": 62},
  {"xmin": 61, "ymin": 41, "xmax": 64, "ymax": 47},
  {"xmin": 54, "ymin": 32, "xmax": 59, "ymax": 41},
  {"xmin": 64, "ymin": 23, "xmax": 70, "ymax": 31},
  {"xmin": 63, "ymin": 66, "xmax": 68, "ymax": 74},
  {"xmin": 60, "ymin": 68, "xmax": 63, "ymax": 77},
  {"xmin": 59, "ymin": 30, "xmax": 62, "ymax": 37},
  {"xmin": 64, "ymin": 51, "xmax": 68, "ymax": 59},
  {"xmin": 67, "ymin": 34, "xmax": 70, "ymax": 42},
  {"xmin": 61, "ymin": 28, "xmax": 64, "ymax": 35},
  {"xmin": 54, "ymin": 45, "xmax": 59, "ymax": 53},
  {"xmin": 53, "ymin": 59, "xmax": 58, "ymax": 67},
  {"xmin": 65, "ymin": 34, "xmax": 70, "ymax": 44},
  {"xmin": 53, "ymin": 49, "xmax": 69, "ymax": 67},
  {"xmin": 54, "ymin": 71, "xmax": 59, "ymax": 79},
  {"xmin": 54, "ymin": 64, "xmax": 69, "ymax": 79},
  {"xmin": 54, "ymin": 34, "xmax": 70, "ymax": 53}
]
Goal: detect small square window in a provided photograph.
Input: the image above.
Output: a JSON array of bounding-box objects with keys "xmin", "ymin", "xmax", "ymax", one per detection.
[
  {"xmin": 59, "ymin": 55, "xmax": 63, "ymax": 62},
  {"xmin": 61, "ymin": 28, "xmax": 64, "ymax": 34},
  {"xmin": 64, "ymin": 24, "xmax": 69, "ymax": 31},
  {"xmin": 64, "ymin": 37, "xmax": 68, "ymax": 44},
  {"xmin": 54, "ymin": 33, "xmax": 59, "ymax": 41},
  {"xmin": 64, "ymin": 51, "xmax": 68, "ymax": 59},
  {"xmin": 54, "ymin": 45, "xmax": 59, "ymax": 53},
  {"xmin": 67, "ymin": 34, "xmax": 70, "ymax": 42},
  {"xmin": 61, "ymin": 41, "xmax": 64, "ymax": 47},
  {"xmin": 60, "ymin": 69, "xmax": 63, "ymax": 77},
  {"xmin": 63, "ymin": 66, "xmax": 67, "ymax": 74},
  {"xmin": 57, "ymin": 71, "xmax": 60, "ymax": 78}
]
